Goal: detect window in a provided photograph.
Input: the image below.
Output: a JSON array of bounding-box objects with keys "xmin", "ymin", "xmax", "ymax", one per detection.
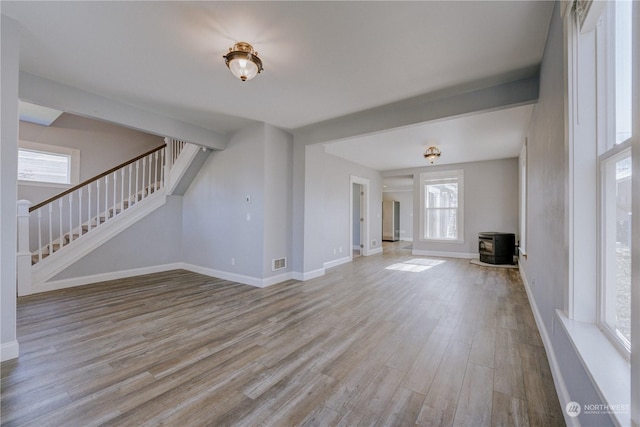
[
  {"xmin": 563, "ymin": 1, "xmax": 637, "ymax": 423},
  {"xmin": 597, "ymin": 0, "xmax": 633, "ymax": 356},
  {"xmin": 17, "ymin": 141, "xmax": 79, "ymax": 186},
  {"xmin": 613, "ymin": 0, "xmax": 632, "ymax": 146},
  {"xmin": 420, "ymin": 169, "xmax": 463, "ymax": 242},
  {"xmin": 601, "ymin": 150, "xmax": 631, "ymax": 350}
]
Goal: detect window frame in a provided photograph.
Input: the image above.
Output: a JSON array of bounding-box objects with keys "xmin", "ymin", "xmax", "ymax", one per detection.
[
  {"xmin": 595, "ymin": 0, "xmax": 633, "ymax": 359},
  {"xmin": 561, "ymin": 2, "xmax": 636, "ymax": 423},
  {"xmin": 419, "ymin": 169, "xmax": 464, "ymax": 243},
  {"xmin": 18, "ymin": 140, "xmax": 80, "ymax": 187}
]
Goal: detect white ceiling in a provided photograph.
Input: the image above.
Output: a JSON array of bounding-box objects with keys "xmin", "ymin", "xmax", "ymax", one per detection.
[
  {"xmin": 326, "ymin": 104, "xmax": 533, "ymax": 171},
  {"xmin": 1, "ymin": 1, "xmax": 553, "ymax": 170}
]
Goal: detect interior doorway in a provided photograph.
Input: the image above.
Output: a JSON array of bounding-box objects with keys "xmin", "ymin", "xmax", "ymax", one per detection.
[
  {"xmin": 350, "ymin": 175, "xmax": 369, "ymax": 259},
  {"xmin": 352, "ymin": 182, "xmax": 363, "ymax": 257}
]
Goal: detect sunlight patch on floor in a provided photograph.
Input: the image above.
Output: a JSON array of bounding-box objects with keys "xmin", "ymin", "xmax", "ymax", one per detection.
[{"xmin": 385, "ymin": 258, "xmax": 446, "ymax": 272}]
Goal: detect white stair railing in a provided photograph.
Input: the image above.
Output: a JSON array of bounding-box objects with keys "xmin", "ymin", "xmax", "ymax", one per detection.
[
  {"xmin": 166, "ymin": 137, "xmax": 187, "ymax": 168},
  {"xmin": 26, "ymin": 144, "xmax": 166, "ymax": 266}
]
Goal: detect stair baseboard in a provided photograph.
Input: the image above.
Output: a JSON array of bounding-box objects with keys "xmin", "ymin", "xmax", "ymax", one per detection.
[{"xmin": 32, "ymin": 262, "xmax": 183, "ymax": 295}]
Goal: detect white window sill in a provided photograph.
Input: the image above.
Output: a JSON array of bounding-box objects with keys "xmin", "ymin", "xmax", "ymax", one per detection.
[
  {"xmin": 18, "ymin": 180, "xmax": 73, "ymax": 189},
  {"xmin": 556, "ymin": 310, "xmax": 630, "ymax": 427},
  {"xmin": 419, "ymin": 238, "xmax": 464, "ymax": 244}
]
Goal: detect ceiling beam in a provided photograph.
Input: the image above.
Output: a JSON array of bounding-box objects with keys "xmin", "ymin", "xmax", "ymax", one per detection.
[
  {"xmin": 292, "ymin": 67, "xmax": 540, "ymax": 146},
  {"xmin": 19, "ymin": 72, "xmax": 228, "ymax": 150}
]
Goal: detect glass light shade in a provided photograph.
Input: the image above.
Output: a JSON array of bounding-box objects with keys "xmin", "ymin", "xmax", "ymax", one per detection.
[
  {"xmin": 224, "ymin": 42, "xmax": 263, "ymax": 82},
  {"xmin": 423, "ymin": 146, "xmax": 441, "ymax": 164},
  {"xmin": 228, "ymin": 56, "xmax": 259, "ymax": 81}
]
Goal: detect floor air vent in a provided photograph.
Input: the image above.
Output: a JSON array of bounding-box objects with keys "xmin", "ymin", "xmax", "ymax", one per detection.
[{"xmin": 272, "ymin": 258, "xmax": 286, "ymax": 271}]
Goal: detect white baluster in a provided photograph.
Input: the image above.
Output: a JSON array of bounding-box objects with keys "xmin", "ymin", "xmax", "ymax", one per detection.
[
  {"xmin": 135, "ymin": 161, "xmax": 140, "ymax": 204},
  {"xmin": 48, "ymin": 204, "xmax": 53, "ymax": 254},
  {"xmin": 128, "ymin": 164, "xmax": 132, "ymax": 208},
  {"xmin": 148, "ymin": 153, "xmax": 152, "ymax": 195},
  {"xmin": 154, "ymin": 151, "xmax": 159, "ymax": 192},
  {"xmin": 89, "ymin": 182, "xmax": 94, "ymax": 231},
  {"xmin": 96, "ymin": 180, "xmax": 101, "ymax": 227},
  {"xmin": 121, "ymin": 168, "xmax": 125, "ymax": 211},
  {"xmin": 58, "ymin": 199, "xmax": 64, "ymax": 248},
  {"xmin": 37, "ymin": 208, "xmax": 42, "ymax": 262},
  {"xmin": 68, "ymin": 193, "xmax": 74, "ymax": 244},
  {"xmin": 160, "ymin": 147, "xmax": 165, "ymax": 188},
  {"xmin": 78, "ymin": 188, "xmax": 82, "ymax": 238},
  {"xmin": 105, "ymin": 175, "xmax": 109, "ymax": 221},
  {"xmin": 113, "ymin": 171, "xmax": 117, "ymax": 217},
  {"xmin": 142, "ymin": 157, "xmax": 146, "ymax": 199}
]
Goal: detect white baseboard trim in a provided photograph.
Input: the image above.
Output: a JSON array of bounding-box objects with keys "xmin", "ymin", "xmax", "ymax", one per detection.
[
  {"xmin": 367, "ymin": 247, "xmax": 383, "ymax": 256},
  {"xmin": 291, "ymin": 268, "xmax": 325, "ymax": 281},
  {"xmin": 411, "ymin": 249, "xmax": 476, "ymax": 259},
  {"xmin": 181, "ymin": 263, "xmax": 294, "ymax": 288},
  {"xmin": 33, "ymin": 261, "xmax": 303, "ymax": 294},
  {"xmin": 34, "ymin": 263, "xmax": 184, "ymax": 294},
  {"xmin": 519, "ymin": 266, "xmax": 576, "ymax": 427},
  {"xmin": 181, "ymin": 263, "xmax": 264, "ymax": 288},
  {"xmin": 262, "ymin": 272, "xmax": 295, "ymax": 288},
  {"xmin": 324, "ymin": 256, "xmax": 352, "ymax": 270},
  {"xmin": 1, "ymin": 341, "xmax": 19, "ymax": 362}
]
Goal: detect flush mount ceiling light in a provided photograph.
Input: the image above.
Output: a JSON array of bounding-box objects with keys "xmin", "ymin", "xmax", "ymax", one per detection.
[
  {"xmin": 223, "ymin": 42, "xmax": 263, "ymax": 82},
  {"xmin": 423, "ymin": 146, "xmax": 441, "ymax": 164}
]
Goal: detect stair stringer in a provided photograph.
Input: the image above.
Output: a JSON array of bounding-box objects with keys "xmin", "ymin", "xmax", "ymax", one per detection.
[
  {"xmin": 167, "ymin": 143, "xmax": 210, "ymax": 195},
  {"xmin": 31, "ymin": 189, "xmax": 167, "ymax": 290}
]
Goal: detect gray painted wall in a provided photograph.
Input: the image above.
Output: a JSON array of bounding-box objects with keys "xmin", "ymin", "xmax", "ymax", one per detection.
[
  {"xmin": 520, "ymin": 4, "xmax": 611, "ymax": 426},
  {"xmin": 18, "ymin": 113, "xmax": 164, "ymax": 205},
  {"xmin": 182, "ymin": 123, "xmax": 266, "ymax": 279},
  {"xmin": 1, "ymin": 15, "xmax": 20, "ymax": 360},
  {"xmin": 382, "ymin": 190, "xmax": 413, "ymax": 241},
  {"xmin": 305, "ymin": 144, "xmax": 382, "ymax": 270},
  {"xmin": 387, "ymin": 158, "xmax": 519, "ymax": 256},
  {"xmin": 51, "ymin": 196, "xmax": 183, "ymax": 280},
  {"xmin": 262, "ymin": 125, "xmax": 293, "ymax": 277},
  {"xmin": 182, "ymin": 122, "xmax": 293, "ymax": 281}
]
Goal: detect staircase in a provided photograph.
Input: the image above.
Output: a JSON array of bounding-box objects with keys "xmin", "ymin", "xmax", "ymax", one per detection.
[{"xmin": 17, "ymin": 138, "xmax": 207, "ymax": 296}]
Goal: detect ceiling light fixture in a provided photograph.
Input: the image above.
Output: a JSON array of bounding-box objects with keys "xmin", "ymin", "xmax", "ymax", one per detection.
[
  {"xmin": 423, "ymin": 146, "xmax": 441, "ymax": 164},
  {"xmin": 223, "ymin": 42, "xmax": 263, "ymax": 82}
]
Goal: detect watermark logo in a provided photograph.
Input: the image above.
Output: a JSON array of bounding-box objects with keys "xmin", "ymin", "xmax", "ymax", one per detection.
[
  {"xmin": 566, "ymin": 401, "xmax": 581, "ymax": 417},
  {"xmin": 565, "ymin": 401, "xmax": 630, "ymax": 417}
]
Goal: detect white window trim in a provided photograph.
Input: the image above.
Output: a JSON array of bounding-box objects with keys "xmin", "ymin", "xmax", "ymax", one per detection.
[
  {"xmin": 419, "ymin": 169, "xmax": 464, "ymax": 243},
  {"xmin": 18, "ymin": 140, "xmax": 80, "ymax": 187}
]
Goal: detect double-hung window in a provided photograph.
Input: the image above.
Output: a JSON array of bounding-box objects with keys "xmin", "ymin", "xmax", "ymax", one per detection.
[
  {"xmin": 598, "ymin": 0, "xmax": 633, "ymax": 355},
  {"xmin": 17, "ymin": 141, "xmax": 79, "ymax": 186},
  {"xmin": 420, "ymin": 169, "xmax": 463, "ymax": 242}
]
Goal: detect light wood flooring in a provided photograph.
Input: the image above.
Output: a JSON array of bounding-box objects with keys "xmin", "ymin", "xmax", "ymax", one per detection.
[{"xmin": 1, "ymin": 242, "xmax": 564, "ymax": 426}]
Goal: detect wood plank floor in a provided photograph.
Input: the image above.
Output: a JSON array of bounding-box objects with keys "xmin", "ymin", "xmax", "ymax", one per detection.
[{"xmin": 1, "ymin": 242, "xmax": 565, "ymax": 426}]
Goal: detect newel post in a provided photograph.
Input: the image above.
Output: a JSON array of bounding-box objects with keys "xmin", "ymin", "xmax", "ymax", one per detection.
[
  {"xmin": 164, "ymin": 137, "xmax": 173, "ymax": 174},
  {"xmin": 164, "ymin": 137, "xmax": 174, "ymax": 195},
  {"xmin": 16, "ymin": 200, "xmax": 32, "ymax": 296}
]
